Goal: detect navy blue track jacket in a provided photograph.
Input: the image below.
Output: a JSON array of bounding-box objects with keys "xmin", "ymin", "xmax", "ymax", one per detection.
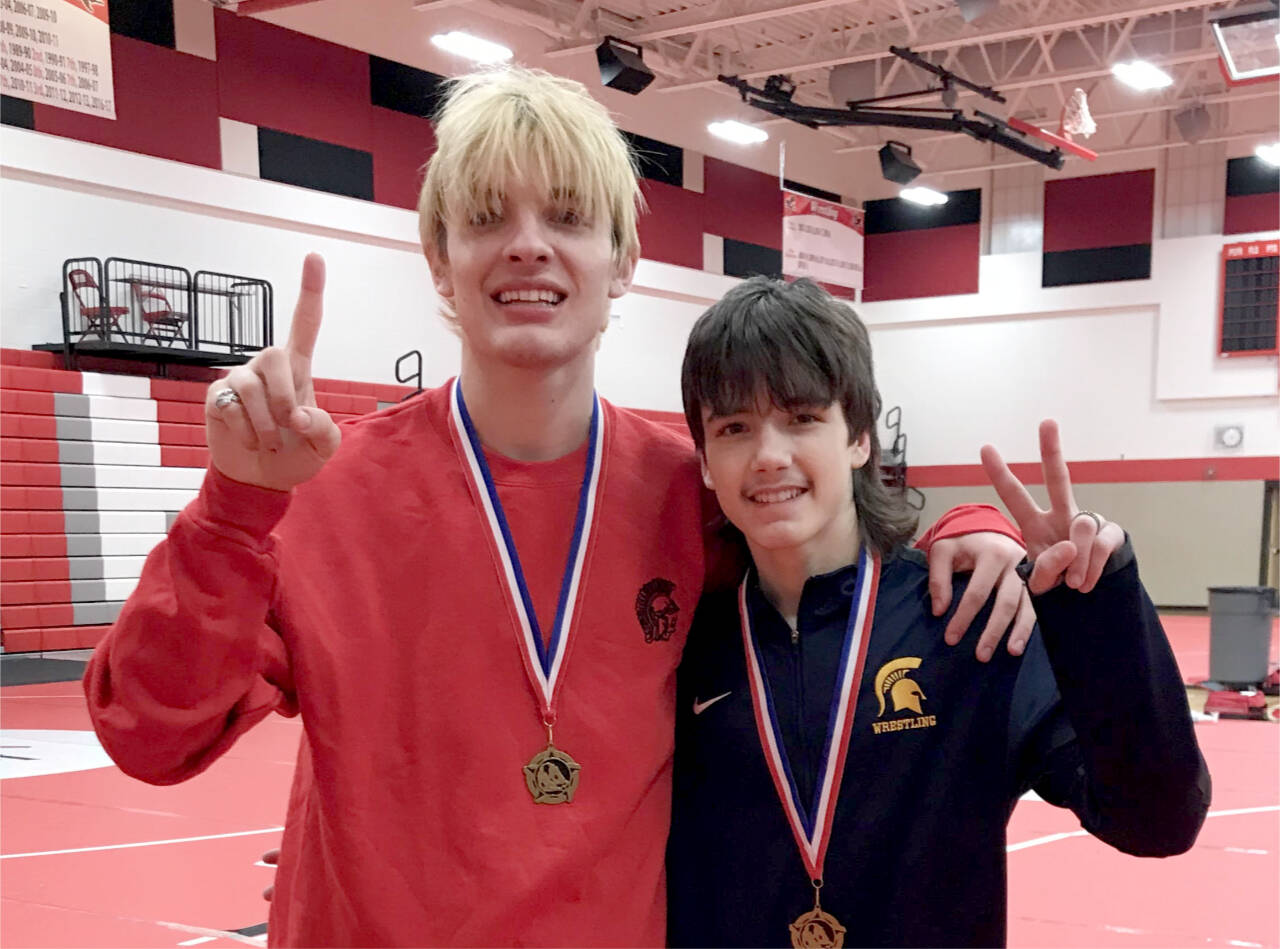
[{"xmin": 667, "ymin": 542, "xmax": 1210, "ymax": 948}]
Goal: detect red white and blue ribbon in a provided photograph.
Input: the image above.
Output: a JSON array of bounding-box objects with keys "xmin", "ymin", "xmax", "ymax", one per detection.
[
  {"xmin": 450, "ymin": 378, "xmax": 604, "ymax": 714},
  {"xmin": 738, "ymin": 547, "xmax": 880, "ymax": 880}
]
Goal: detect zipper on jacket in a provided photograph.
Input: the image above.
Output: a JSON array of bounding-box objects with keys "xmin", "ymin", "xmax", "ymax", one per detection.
[{"xmin": 792, "ymin": 625, "xmax": 810, "ymax": 803}]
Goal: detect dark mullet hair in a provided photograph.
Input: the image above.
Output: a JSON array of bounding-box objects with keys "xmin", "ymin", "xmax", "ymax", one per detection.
[{"xmin": 680, "ymin": 276, "xmax": 918, "ymax": 556}]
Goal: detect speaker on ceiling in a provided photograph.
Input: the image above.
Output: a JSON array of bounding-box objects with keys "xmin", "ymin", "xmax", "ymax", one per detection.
[
  {"xmin": 596, "ymin": 36, "xmax": 655, "ymax": 95},
  {"xmin": 878, "ymin": 141, "xmax": 922, "ymax": 185},
  {"xmin": 1173, "ymin": 104, "xmax": 1211, "ymax": 144}
]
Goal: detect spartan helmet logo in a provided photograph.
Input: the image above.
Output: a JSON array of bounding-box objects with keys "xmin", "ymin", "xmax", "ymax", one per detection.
[
  {"xmin": 874, "ymin": 657, "xmax": 927, "ymax": 717},
  {"xmin": 635, "ymin": 577, "xmax": 680, "ymax": 643}
]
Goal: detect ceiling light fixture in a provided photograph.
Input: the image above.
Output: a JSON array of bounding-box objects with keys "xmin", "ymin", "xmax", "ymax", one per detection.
[
  {"xmin": 1255, "ymin": 142, "xmax": 1280, "ymax": 166},
  {"xmin": 1110, "ymin": 60, "xmax": 1174, "ymax": 91},
  {"xmin": 954, "ymin": 0, "xmax": 1000, "ymax": 23},
  {"xmin": 430, "ymin": 31, "xmax": 512, "ymax": 64},
  {"xmin": 707, "ymin": 120, "xmax": 768, "ymax": 145},
  {"xmin": 900, "ymin": 186, "xmax": 949, "ymax": 206}
]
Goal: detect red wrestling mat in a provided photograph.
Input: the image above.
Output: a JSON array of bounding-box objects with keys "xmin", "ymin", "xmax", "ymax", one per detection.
[
  {"xmin": 2, "ymin": 682, "xmax": 294, "ymax": 948},
  {"xmin": 1008, "ymin": 613, "xmax": 1279, "ymax": 948},
  {"xmin": 3, "ymin": 613, "xmax": 1277, "ymax": 948}
]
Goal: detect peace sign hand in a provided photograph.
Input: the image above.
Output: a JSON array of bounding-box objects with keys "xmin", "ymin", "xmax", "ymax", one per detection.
[
  {"xmin": 980, "ymin": 420, "xmax": 1125, "ymax": 596},
  {"xmin": 205, "ymin": 253, "xmax": 342, "ymax": 492}
]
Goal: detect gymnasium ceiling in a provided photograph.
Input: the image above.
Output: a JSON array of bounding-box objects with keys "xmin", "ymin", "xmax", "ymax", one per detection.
[{"xmin": 235, "ymin": 0, "xmax": 1278, "ymax": 197}]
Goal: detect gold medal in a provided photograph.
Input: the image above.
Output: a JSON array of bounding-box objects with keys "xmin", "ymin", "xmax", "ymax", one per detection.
[
  {"xmin": 789, "ymin": 908, "xmax": 846, "ymax": 949},
  {"xmin": 789, "ymin": 880, "xmax": 845, "ymax": 948},
  {"xmin": 523, "ymin": 743, "xmax": 581, "ymax": 804}
]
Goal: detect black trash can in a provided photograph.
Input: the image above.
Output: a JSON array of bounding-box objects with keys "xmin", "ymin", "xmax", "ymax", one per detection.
[{"xmin": 1208, "ymin": 586, "xmax": 1278, "ymax": 687}]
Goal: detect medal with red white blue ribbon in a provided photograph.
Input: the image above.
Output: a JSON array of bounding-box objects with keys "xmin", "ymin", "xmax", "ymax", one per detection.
[
  {"xmin": 738, "ymin": 546, "xmax": 880, "ymax": 948},
  {"xmin": 450, "ymin": 378, "xmax": 604, "ymax": 804}
]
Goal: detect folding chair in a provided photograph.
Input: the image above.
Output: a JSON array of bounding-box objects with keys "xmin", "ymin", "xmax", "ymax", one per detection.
[
  {"xmin": 136, "ymin": 288, "xmax": 188, "ymax": 347},
  {"xmin": 68, "ymin": 268, "xmax": 128, "ymax": 339}
]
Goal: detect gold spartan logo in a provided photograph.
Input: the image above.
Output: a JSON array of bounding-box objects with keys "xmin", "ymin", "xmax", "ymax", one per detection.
[{"xmin": 874, "ymin": 657, "xmax": 926, "ymax": 716}]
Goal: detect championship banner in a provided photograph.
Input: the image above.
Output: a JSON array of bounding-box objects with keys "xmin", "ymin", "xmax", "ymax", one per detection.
[
  {"xmin": 1, "ymin": 0, "xmax": 115, "ymax": 119},
  {"xmin": 782, "ymin": 190, "xmax": 864, "ymax": 292}
]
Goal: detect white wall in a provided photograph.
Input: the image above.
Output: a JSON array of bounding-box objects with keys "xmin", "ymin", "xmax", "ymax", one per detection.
[
  {"xmin": 2, "ymin": 126, "xmax": 1276, "ymax": 470},
  {"xmin": 858, "ymin": 242, "xmax": 1280, "ymax": 466}
]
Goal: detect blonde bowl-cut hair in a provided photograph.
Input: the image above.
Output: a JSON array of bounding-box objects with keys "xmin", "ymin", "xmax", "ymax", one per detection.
[{"xmin": 418, "ymin": 67, "xmax": 643, "ymax": 285}]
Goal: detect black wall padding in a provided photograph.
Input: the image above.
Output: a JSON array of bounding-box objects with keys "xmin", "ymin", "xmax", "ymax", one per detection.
[{"xmin": 258, "ymin": 127, "xmax": 375, "ymax": 201}]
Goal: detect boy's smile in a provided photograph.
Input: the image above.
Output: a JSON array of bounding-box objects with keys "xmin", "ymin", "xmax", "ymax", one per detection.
[{"xmin": 701, "ymin": 400, "xmax": 871, "ymax": 578}]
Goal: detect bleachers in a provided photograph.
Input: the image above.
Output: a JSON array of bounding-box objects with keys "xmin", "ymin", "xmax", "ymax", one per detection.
[{"xmin": 0, "ymin": 348, "xmax": 414, "ymax": 653}]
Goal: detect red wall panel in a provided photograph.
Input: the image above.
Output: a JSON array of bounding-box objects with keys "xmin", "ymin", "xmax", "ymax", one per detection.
[
  {"xmin": 371, "ymin": 106, "xmax": 436, "ymax": 211},
  {"xmin": 703, "ymin": 158, "xmax": 782, "ymax": 249},
  {"xmin": 33, "ymin": 35, "xmax": 220, "ymax": 168},
  {"xmin": 637, "ymin": 179, "xmax": 704, "ymax": 270},
  {"xmin": 862, "ymin": 223, "xmax": 980, "ymax": 302},
  {"xmin": 1043, "ymin": 170, "xmax": 1154, "ymax": 253},
  {"xmin": 1224, "ymin": 193, "xmax": 1280, "ymax": 235},
  {"xmin": 214, "ymin": 10, "xmax": 372, "ymax": 151}
]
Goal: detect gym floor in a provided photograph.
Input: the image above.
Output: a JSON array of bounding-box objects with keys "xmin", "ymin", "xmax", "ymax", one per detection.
[{"xmin": 2, "ymin": 614, "xmax": 1276, "ymax": 949}]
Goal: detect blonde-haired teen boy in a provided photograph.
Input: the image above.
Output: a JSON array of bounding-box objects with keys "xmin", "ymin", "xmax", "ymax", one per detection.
[{"xmin": 86, "ymin": 67, "xmax": 1029, "ymax": 946}]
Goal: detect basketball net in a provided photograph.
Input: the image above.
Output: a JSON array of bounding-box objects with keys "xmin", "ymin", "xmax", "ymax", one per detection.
[{"xmin": 1058, "ymin": 88, "xmax": 1096, "ymax": 142}]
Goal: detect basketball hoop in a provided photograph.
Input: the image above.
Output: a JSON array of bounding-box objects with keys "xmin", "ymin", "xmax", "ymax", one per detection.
[{"xmin": 1058, "ymin": 88, "xmax": 1097, "ymax": 142}]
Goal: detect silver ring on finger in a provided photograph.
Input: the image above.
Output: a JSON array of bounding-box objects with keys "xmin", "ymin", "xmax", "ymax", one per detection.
[
  {"xmin": 1071, "ymin": 510, "xmax": 1103, "ymax": 532},
  {"xmin": 214, "ymin": 387, "xmax": 242, "ymax": 409}
]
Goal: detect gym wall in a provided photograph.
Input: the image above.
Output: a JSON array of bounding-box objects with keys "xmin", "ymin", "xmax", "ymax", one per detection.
[{"xmin": 914, "ymin": 481, "xmax": 1267, "ymax": 609}]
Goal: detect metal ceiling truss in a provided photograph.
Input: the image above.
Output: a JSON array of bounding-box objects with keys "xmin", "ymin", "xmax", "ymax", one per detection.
[
  {"xmin": 413, "ymin": 0, "xmax": 1273, "ymax": 171},
  {"xmin": 720, "ymin": 47, "xmax": 1072, "ymax": 169}
]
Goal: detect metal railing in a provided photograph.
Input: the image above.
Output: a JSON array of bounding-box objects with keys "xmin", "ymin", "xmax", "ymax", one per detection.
[
  {"xmin": 881, "ymin": 406, "xmax": 925, "ymax": 511},
  {"xmin": 101, "ymin": 257, "xmax": 195, "ymax": 347},
  {"xmin": 193, "ymin": 270, "xmax": 273, "ymax": 354},
  {"xmin": 57, "ymin": 257, "xmax": 274, "ymax": 360},
  {"xmin": 395, "ymin": 349, "xmax": 425, "ymax": 401}
]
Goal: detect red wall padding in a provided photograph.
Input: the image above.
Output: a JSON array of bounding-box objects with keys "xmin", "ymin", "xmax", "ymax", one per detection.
[
  {"xmin": 1043, "ymin": 170, "xmax": 1155, "ymax": 253},
  {"xmin": 636, "ymin": 162, "xmax": 792, "ymax": 269},
  {"xmin": 637, "ymin": 179, "xmax": 705, "ymax": 270},
  {"xmin": 1224, "ymin": 193, "xmax": 1280, "ymax": 235},
  {"xmin": 33, "ymin": 35, "xmax": 221, "ymax": 169},
  {"xmin": 861, "ymin": 223, "xmax": 980, "ymax": 302},
  {"xmin": 371, "ymin": 106, "xmax": 437, "ymax": 211},
  {"xmin": 214, "ymin": 10, "xmax": 372, "ymax": 151},
  {"xmin": 703, "ymin": 158, "xmax": 785, "ymax": 250}
]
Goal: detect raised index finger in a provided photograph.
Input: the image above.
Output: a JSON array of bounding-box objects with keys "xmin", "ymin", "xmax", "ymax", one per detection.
[
  {"xmin": 980, "ymin": 442, "xmax": 1041, "ymax": 529},
  {"xmin": 286, "ymin": 253, "xmax": 326, "ymax": 360},
  {"xmin": 1038, "ymin": 419, "xmax": 1077, "ymax": 516}
]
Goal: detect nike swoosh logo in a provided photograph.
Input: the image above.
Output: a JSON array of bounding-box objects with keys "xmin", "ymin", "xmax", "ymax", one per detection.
[{"xmin": 693, "ymin": 691, "xmax": 732, "ymax": 715}]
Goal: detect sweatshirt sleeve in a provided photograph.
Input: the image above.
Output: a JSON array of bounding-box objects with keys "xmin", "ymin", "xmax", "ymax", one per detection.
[
  {"xmin": 1012, "ymin": 540, "xmax": 1210, "ymax": 856},
  {"xmin": 83, "ymin": 467, "xmax": 299, "ymax": 786},
  {"xmin": 914, "ymin": 503, "xmax": 1024, "ymax": 551}
]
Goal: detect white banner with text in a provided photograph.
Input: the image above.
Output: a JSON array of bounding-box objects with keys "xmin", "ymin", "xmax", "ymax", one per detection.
[
  {"xmin": 782, "ymin": 190, "xmax": 864, "ymax": 292},
  {"xmin": 1, "ymin": 0, "xmax": 115, "ymax": 119}
]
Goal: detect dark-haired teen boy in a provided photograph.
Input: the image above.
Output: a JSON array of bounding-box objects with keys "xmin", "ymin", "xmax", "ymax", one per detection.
[{"xmin": 667, "ymin": 276, "xmax": 1210, "ymax": 949}]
